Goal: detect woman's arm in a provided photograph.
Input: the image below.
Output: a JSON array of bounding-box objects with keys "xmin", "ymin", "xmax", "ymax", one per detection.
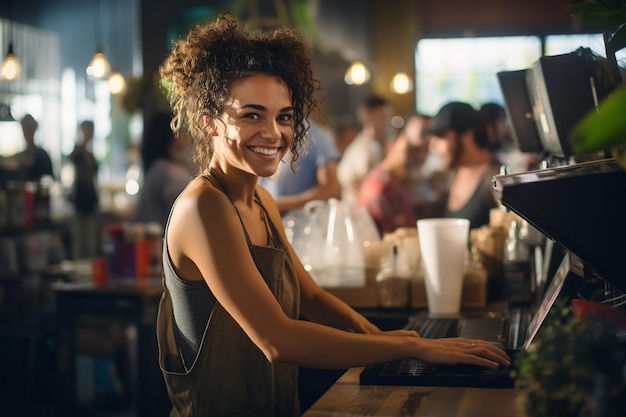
[
  {"xmin": 256, "ymin": 187, "xmax": 511, "ymax": 369},
  {"xmin": 167, "ymin": 180, "xmax": 510, "ymax": 371}
]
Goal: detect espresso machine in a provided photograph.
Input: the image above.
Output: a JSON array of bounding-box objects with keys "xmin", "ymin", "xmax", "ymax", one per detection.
[{"xmin": 493, "ymin": 158, "xmax": 626, "ymax": 304}]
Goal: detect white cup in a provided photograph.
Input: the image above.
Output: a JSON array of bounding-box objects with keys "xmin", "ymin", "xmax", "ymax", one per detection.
[{"xmin": 417, "ymin": 218, "xmax": 470, "ymax": 315}]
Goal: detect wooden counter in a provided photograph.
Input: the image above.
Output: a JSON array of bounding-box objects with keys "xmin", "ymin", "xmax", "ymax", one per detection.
[{"xmin": 302, "ymin": 367, "xmax": 527, "ymax": 417}]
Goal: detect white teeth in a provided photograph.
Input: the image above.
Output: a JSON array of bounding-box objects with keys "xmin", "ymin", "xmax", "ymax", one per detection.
[{"xmin": 251, "ymin": 146, "xmax": 279, "ymax": 156}]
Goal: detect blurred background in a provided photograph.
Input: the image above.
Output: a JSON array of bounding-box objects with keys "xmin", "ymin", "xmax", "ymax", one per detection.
[
  {"xmin": 1, "ymin": 0, "xmax": 622, "ymax": 222},
  {"xmin": 1, "ymin": 1, "xmax": 625, "ymax": 416}
]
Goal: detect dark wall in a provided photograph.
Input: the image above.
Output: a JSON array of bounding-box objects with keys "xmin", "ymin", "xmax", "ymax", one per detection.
[
  {"xmin": 138, "ymin": 0, "xmax": 371, "ymax": 124},
  {"xmin": 6, "ymin": 0, "xmax": 139, "ymax": 81},
  {"xmin": 421, "ymin": 0, "xmax": 576, "ymax": 37},
  {"xmin": 2, "ymin": 0, "xmax": 584, "ymax": 122}
]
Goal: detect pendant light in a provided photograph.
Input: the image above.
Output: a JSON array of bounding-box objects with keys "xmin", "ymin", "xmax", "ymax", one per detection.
[
  {"xmin": 88, "ymin": 50, "xmax": 110, "ymax": 79},
  {"xmin": 1, "ymin": 42, "xmax": 20, "ymax": 81},
  {"xmin": 1, "ymin": 1, "xmax": 20, "ymax": 81},
  {"xmin": 87, "ymin": 0, "xmax": 110, "ymax": 79},
  {"xmin": 106, "ymin": 2, "xmax": 125, "ymax": 95},
  {"xmin": 108, "ymin": 70, "xmax": 126, "ymax": 94},
  {"xmin": 390, "ymin": 72, "xmax": 414, "ymax": 94},
  {"xmin": 344, "ymin": 61, "xmax": 371, "ymax": 86}
]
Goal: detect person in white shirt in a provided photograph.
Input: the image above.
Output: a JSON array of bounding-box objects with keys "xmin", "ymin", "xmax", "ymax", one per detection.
[
  {"xmin": 258, "ymin": 119, "xmax": 340, "ymax": 214},
  {"xmin": 337, "ymin": 95, "xmax": 393, "ymax": 205}
]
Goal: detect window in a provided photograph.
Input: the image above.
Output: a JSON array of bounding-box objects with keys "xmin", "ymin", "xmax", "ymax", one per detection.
[
  {"xmin": 545, "ymin": 33, "xmax": 626, "ymax": 65},
  {"xmin": 415, "ymin": 33, "xmax": 625, "ymax": 116},
  {"xmin": 415, "ymin": 36, "xmax": 542, "ymax": 115}
]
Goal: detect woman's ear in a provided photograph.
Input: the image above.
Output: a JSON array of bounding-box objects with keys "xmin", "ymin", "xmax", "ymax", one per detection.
[{"xmin": 204, "ymin": 116, "xmax": 219, "ymax": 137}]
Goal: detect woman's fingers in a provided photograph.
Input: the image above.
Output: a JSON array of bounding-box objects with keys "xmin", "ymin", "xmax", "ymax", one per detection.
[{"xmin": 419, "ymin": 337, "xmax": 511, "ymax": 368}]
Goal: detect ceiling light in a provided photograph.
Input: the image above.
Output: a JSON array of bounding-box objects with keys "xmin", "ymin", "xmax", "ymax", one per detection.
[
  {"xmin": 344, "ymin": 61, "xmax": 371, "ymax": 86},
  {"xmin": 1, "ymin": 43, "xmax": 20, "ymax": 81},
  {"xmin": 87, "ymin": 0, "xmax": 110, "ymax": 79},
  {"xmin": 108, "ymin": 70, "xmax": 126, "ymax": 94},
  {"xmin": 390, "ymin": 72, "xmax": 414, "ymax": 94},
  {"xmin": 87, "ymin": 50, "xmax": 110, "ymax": 79}
]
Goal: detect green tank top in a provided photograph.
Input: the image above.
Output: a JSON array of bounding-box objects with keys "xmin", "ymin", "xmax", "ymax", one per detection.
[{"xmin": 157, "ymin": 171, "xmax": 301, "ymax": 416}]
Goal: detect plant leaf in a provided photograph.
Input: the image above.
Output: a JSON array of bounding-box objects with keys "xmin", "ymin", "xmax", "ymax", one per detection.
[
  {"xmin": 566, "ymin": 0, "xmax": 626, "ymax": 27},
  {"xmin": 569, "ymin": 85, "xmax": 626, "ymax": 154},
  {"xmin": 607, "ymin": 23, "xmax": 626, "ymax": 54}
]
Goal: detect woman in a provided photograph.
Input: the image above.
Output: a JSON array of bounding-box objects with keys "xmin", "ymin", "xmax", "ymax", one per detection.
[
  {"xmin": 135, "ymin": 111, "xmax": 193, "ymax": 228},
  {"xmin": 157, "ymin": 13, "xmax": 509, "ymax": 417}
]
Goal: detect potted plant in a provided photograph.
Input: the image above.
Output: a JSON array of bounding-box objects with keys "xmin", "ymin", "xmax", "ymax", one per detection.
[
  {"xmin": 566, "ymin": 0, "xmax": 626, "ymax": 167},
  {"xmin": 515, "ymin": 298, "xmax": 626, "ymax": 417}
]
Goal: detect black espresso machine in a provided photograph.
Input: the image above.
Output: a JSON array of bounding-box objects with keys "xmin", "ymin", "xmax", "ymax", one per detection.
[{"xmin": 493, "ymin": 158, "xmax": 626, "ymax": 299}]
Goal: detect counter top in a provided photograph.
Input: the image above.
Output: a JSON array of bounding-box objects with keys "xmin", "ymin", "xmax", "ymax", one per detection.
[
  {"xmin": 51, "ymin": 276, "xmax": 164, "ymax": 296},
  {"xmin": 47, "ymin": 259, "xmax": 164, "ymax": 296},
  {"xmin": 302, "ymin": 367, "xmax": 526, "ymax": 417}
]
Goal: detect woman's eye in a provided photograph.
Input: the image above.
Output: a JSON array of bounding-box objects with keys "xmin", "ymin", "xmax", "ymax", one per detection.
[
  {"xmin": 278, "ymin": 114, "xmax": 294, "ymax": 122},
  {"xmin": 243, "ymin": 113, "xmax": 260, "ymax": 120}
]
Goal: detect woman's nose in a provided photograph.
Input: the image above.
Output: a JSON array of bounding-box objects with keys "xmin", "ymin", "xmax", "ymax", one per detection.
[{"xmin": 260, "ymin": 120, "xmax": 281, "ymax": 140}]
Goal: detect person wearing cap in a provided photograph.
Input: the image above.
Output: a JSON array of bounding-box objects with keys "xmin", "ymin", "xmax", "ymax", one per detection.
[{"xmin": 425, "ymin": 101, "xmax": 500, "ymax": 229}]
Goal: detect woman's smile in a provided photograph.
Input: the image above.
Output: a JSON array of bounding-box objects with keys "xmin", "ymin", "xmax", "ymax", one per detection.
[{"xmin": 249, "ymin": 145, "xmax": 282, "ymax": 157}]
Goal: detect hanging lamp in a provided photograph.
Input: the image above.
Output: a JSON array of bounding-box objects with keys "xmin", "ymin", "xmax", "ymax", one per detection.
[
  {"xmin": 1, "ymin": 42, "xmax": 20, "ymax": 81},
  {"xmin": 1, "ymin": 2, "xmax": 20, "ymax": 81},
  {"xmin": 390, "ymin": 72, "xmax": 414, "ymax": 94},
  {"xmin": 88, "ymin": 50, "xmax": 110, "ymax": 79},
  {"xmin": 86, "ymin": 0, "xmax": 110, "ymax": 79},
  {"xmin": 108, "ymin": 70, "xmax": 126, "ymax": 94},
  {"xmin": 344, "ymin": 61, "xmax": 371, "ymax": 86}
]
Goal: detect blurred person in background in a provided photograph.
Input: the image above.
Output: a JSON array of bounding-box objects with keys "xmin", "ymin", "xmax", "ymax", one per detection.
[
  {"xmin": 479, "ymin": 102, "xmax": 511, "ymax": 155},
  {"xmin": 425, "ymin": 102, "xmax": 500, "ymax": 229},
  {"xmin": 258, "ymin": 118, "xmax": 340, "ymax": 214},
  {"xmin": 69, "ymin": 120, "xmax": 99, "ymax": 259},
  {"xmin": 332, "ymin": 118, "xmax": 359, "ymax": 156},
  {"xmin": 358, "ymin": 113, "xmax": 432, "ymax": 235},
  {"xmin": 135, "ymin": 112, "xmax": 193, "ymax": 228},
  {"xmin": 337, "ymin": 95, "xmax": 394, "ymax": 205},
  {"xmin": 480, "ymin": 102, "xmax": 538, "ymax": 173},
  {"xmin": 0, "ymin": 114, "xmax": 54, "ymax": 181}
]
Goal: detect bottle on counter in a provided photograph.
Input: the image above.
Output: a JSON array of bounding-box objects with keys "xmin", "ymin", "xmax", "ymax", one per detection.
[
  {"xmin": 502, "ymin": 219, "xmax": 533, "ymax": 305},
  {"xmin": 463, "ymin": 240, "xmax": 488, "ymax": 307},
  {"xmin": 376, "ymin": 245, "xmax": 411, "ymax": 309}
]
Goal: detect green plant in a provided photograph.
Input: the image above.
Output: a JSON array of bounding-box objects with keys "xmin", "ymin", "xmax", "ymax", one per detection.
[
  {"xmin": 566, "ymin": 1, "xmax": 626, "ymax": 165},
  {"xmin": 566, "ymin": 1, "xmax": 626, "ymax": 57},
  {"xmin": 515, "ymin": 299, "xmax": 626, "ymax": 417}
]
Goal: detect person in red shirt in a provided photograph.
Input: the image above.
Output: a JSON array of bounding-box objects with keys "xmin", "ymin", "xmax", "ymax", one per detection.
[{"xmin": 358, "ymin": 113, "xmax": 431, "ymax": 235}]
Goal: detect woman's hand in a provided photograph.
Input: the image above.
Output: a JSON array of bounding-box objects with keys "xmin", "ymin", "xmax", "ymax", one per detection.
[{"xmin": 416, "ymin": 337, "xmax": 511, "ymax": 369}]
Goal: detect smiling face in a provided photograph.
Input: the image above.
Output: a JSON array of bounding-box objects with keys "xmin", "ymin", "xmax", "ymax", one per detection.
[{"xmin": 209, "ymin": 74, "xmax": 295, "ymax": 178}]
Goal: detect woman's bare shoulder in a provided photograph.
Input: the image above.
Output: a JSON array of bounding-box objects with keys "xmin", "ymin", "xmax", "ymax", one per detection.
[{"xmin": 169, "ymin": 177, "xmax": 235, "ymax": 230}]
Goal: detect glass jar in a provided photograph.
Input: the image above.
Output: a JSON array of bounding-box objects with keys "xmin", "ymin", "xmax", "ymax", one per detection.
[{"xmin": 376, "ymin": 245, "xmax": 411, "ymax": 309}]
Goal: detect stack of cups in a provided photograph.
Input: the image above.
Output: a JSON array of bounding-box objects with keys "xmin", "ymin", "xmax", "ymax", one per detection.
[{"xmin": 417, "ymin": 218, "xmax": 470, "ymax": 315}]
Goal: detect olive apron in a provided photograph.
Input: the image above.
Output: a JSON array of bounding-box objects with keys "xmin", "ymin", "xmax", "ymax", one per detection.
[{"xmin": 157, "ymin": 172, "xmax": 301, "ymax": 416}]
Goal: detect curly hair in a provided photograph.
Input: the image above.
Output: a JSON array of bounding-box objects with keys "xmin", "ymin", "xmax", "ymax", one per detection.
[{"xmin": 159, "ymin": 12, "xmax": 320, "ymax": 172}]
